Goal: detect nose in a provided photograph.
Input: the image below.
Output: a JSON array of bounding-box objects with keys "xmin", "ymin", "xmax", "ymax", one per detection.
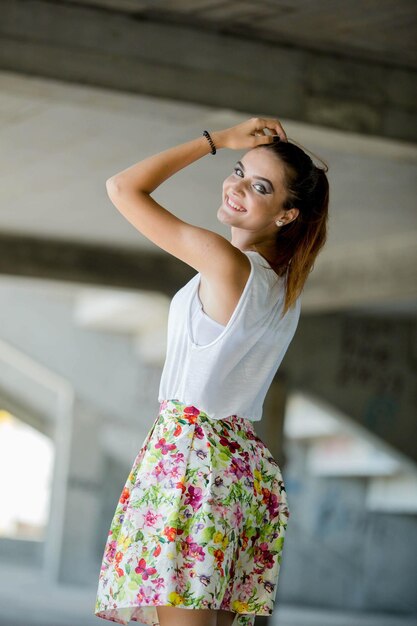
[{"xmin": 230, "ymin": 181, "xmax": 245, "ymax": 198}]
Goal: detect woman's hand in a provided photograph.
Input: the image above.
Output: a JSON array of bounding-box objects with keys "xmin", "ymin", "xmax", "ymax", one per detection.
[{"xmin": 211, "ymin": 117, "xmax": 288, "ymax": 150}]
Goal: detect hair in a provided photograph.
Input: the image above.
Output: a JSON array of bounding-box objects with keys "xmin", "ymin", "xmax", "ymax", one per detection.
[{"xmin": 253, "ymin": 138, "xmax": 330, "ymax": 318}]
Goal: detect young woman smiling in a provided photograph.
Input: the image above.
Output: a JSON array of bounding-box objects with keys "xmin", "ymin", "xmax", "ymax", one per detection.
[{"xmin": 95, "ymin": 117, "xmax": 329, "ymax": 626}]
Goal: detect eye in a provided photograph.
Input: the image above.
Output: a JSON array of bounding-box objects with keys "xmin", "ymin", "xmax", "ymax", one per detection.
[{"xmin": 233, "ymin": 167, "xmax": 268, "ymax": 195}]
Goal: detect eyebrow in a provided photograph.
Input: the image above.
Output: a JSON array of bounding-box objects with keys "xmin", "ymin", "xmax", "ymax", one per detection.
[{"xmin": 236, "ymin": 160, "xmax": 275, "ymax": 192}]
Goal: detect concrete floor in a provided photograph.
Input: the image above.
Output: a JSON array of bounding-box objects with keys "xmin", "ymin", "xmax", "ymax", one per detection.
[{"xmin": 0, "ymin": 563, "xmax": 415, "ymax": 626}]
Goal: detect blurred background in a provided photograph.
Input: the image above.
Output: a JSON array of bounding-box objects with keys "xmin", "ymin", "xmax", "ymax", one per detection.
[{"xmin": 0, "ymin": 1, "xmax": 416, "ymax": 625}]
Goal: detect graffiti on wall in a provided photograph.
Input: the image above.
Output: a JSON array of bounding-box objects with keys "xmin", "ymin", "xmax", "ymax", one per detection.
[{"xmin": 335, "ymin": 317, "xmax": 403, "ymax": 432}]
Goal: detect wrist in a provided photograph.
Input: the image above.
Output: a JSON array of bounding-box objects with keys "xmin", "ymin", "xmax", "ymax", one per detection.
[{"xmin": 209, "ymin": 130, "xmax": 227, "ymax": 150}]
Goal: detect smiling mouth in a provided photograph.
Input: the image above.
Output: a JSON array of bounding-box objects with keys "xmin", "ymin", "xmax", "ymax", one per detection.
[{"xmin": 225, "ymin": 194, "xmax": 246, "ymax": 212}]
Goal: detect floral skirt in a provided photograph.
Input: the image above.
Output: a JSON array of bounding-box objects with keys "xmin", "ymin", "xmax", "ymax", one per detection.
[{"xmin": 94, "ymin": 399, "xmax": 290, "ymax": 626}]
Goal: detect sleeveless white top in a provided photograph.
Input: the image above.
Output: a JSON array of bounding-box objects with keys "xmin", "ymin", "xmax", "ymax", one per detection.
[
  {"xmin": 158, "ymin": 250, "xmax": 302, "ymax": 421},
  {"xmin": 190, "ymin": 284, "xmax": 226, "ymax": 345}
]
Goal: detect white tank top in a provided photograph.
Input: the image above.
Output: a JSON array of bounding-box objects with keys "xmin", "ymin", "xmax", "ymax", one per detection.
[
  {"xmin": 158, "ymin": 250, "xmax": 302, "ymax": 421},
  {"xmin": 190, "ymin": 285, "xmax": 225, "ymax": 345}
]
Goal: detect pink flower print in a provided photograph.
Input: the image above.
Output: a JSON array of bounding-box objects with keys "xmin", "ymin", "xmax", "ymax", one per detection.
[
  {"xmin": 238, "ymin": 577, "xmax": 255, "ymax": 596},
  {"xmin": 210, "ymin": 500, "xmax": 227, "ymax": 517},
  {"xmin": 181, "ymin": 535, "xmax": 205, "ymax": 562},
  {"xmin": 152, "ymin": 592, "xmax": 163, "ymax": 604},
  {"xmin": 184, "ymin": 485, "xmax": 203, "ymax": 510},
  {"xmin": 134, "ymin": 558, "xmax": 157, "ymax": 580},
  {"xmin": 194, "ymin": 424, "xmax": 204, "ymax": 439},
  {"xmin": 263, "ymin": 489, "xmax": 280, "ymax": 519},
  {"xmin": 105, "ymin": 540, "xmax": 117, "ymax": 562},
  {"xmin": 152, "ymin": 577, "xmax": 165, "ymax": 591},
  {"xmin": 135, "ymin": 584, "xmax": 155, "ymax": 603},
  {"xmin": 155, "ymin": 437, "xmax": 176, "ymax": 455},
  {"xmin": 153, "ymin": 456, "xmax": 175, "ymax": 481},
  {"xmin": 144, "ymin": 509, "xmax": 162, "ymax": 528},
  {"xmin": 184, "ymin": 405, "xmax": 200, "ymax": 416},
  {"xmin": 169, "ymin": 463, "xmax": 182, "ymax": 480},
  {"xmin": 232, "ymin": 504, "xmax": 244, "ymax": 528},
  {"xmin": 172, "ymin": 451, "xmax": 185, "ymax": 466},
  {"xmin": 173, "ymin": 566, "xmax": 187, "ymax": 591},
  {"xmin": 240, "ymin": 450, "xmax": 250, "ymax": 462},
  {"xmin": 183, "ymin": 405, "xmax": 200, "ymax": 423},
  {"xmin": 219, "ymin": 435, "xmax": 241, "ymax": 454},
  {"xmin": 253, "ymin": 542, "xmax": 275, "ymax": 572},
  {"xmin": 221, "ymin": 586, "xmax": 232, "ymax": 606},
  {"xmin": 230, "ymin": 457, "xmax": 250, "ymax": 479}
]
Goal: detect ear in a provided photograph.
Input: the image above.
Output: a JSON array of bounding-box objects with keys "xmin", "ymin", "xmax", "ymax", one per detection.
[{"xmin": 288, "ymin": 207, "xmax": 300, "ymax": 221}]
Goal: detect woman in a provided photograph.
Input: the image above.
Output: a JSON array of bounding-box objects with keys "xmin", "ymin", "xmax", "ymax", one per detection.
[{"xmin": 94, "ymin": 117, "xmax": 329, "ymax": 626}]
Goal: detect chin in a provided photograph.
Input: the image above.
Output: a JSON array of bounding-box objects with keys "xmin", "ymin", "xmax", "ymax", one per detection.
[{"xmin": 217, "ymin": 205, "xmax": 231, "ymax": 224}]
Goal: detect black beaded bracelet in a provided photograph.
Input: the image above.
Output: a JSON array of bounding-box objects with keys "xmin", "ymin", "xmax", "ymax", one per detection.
[{"xmin": 203, "ymin": 130, "xmax": 216, "ymax": 155}]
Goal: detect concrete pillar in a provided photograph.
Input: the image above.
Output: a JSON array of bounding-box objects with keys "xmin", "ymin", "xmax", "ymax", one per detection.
[
  {"xmin": 256, "ymin": 373, "xmax": 288, "ymax": 469},
  {"xmin": 55, "ymin": 398, "xmax": 104, "ymax": 585}
]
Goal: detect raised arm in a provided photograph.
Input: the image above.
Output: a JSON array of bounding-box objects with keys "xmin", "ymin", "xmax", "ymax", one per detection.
[{"xmin": 105, "ymin": 117, "xmax": 286, "ymax": 279}]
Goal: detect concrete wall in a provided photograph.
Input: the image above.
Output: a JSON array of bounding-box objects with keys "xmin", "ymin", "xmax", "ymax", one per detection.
[
  {"xmin": 278, "ymin": 440, "xmax": 417, "ymax": 615},
  {"xmin": 283, "ymin": 313, "xmax": 417, "ymax": 462}
]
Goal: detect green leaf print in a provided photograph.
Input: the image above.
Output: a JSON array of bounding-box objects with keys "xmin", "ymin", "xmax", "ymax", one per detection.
[
  {"xmin": 113, "ymin": 581, "xmax": 126, "ymax": 599},
  {"xmin": 125, "ymin": 563, "xmax": 131, "ymax": 575},
  {"xmin": 274, "ymin": 536, "xmax": 284, "ymax": 551},
  {"xmin": 130, "ymin": 572, "xmax": 143, "ymax": 585},
  {"xmin": 135, "ymin": 530, "xmax": 144, "ymax": 542},
  {"xmin": 167, "ymin": 512, "xmax": 179, "ymax": 527},
  {"xmin": 147, "ymin": 452, "xmax": 161, "ymax": 465},
  {"xmin": 202, "ymin": 526, "xmax": 217, "ymax": 542}
]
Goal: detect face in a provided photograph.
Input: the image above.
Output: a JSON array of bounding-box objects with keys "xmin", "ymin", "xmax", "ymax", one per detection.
[{"xmin": 217, "ymin": 147, "xmax": 288, "ymax": 232}]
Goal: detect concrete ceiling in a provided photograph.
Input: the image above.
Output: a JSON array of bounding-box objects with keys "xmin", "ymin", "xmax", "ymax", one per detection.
[
  {"xmin": 0, "ymin": 0, "xmax": 416, "ymax": 317},
  {"xmin": 64, "ymin": 0, "xmax": 417, "ymax": 70},
  {"xmin": 1, "ymin": 0, "xmax": 416, "ymax": 142}
]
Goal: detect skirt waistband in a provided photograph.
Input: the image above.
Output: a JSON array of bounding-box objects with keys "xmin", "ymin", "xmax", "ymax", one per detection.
[{"xmin": 158, "ymin": 398, "xmax": 254, "ymax": 428}]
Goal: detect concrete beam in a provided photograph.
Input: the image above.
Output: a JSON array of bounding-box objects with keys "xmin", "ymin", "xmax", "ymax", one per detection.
[
  {"xmin": 1, "ymin": 0, "xmax": 416, "ymax": 142},
  {"xmin": 302, "ymin": 231, "xmax": 417, "ymax": 313},
  {"xmin": 1, "ymin": 231, "xmax": 416, "ymax": 314},
  {"xmin": 0, "ymin": 232, "xmax": 194, "ymax": 296}
]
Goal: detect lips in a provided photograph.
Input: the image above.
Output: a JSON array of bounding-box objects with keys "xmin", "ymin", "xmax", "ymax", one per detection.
[{"xmin": 225, "ymin": 194, "xmax": 246, "ymax": 212}]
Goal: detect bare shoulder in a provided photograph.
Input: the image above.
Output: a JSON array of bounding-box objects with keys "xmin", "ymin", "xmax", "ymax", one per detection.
[{"xmin": 197, "ymin": 241, "xmax": 252, "ymax": 327}]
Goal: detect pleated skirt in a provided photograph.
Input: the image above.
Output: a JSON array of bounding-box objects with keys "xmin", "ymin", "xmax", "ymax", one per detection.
[{"xmin": 94, "ymin": 398, "xmax": 290, "ymax": 625}]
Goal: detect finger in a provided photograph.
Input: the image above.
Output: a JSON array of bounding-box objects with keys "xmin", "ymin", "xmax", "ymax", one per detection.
[
  {"xmin": 255, "ymin": 117, "xmax": 287, "ymax": 142},
  {"xmin": 272, "ymin": 120, "xmax": 288, "ymax": 142},
  {"xmin": 257, "ymin": 134, "xmax": 279, "ymax": 145}
]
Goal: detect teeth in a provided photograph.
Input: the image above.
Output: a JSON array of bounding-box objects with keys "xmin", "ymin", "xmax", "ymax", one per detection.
[{"xmin": 227, "ymin": 195, "xmax": 246, "ymax": 212}]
